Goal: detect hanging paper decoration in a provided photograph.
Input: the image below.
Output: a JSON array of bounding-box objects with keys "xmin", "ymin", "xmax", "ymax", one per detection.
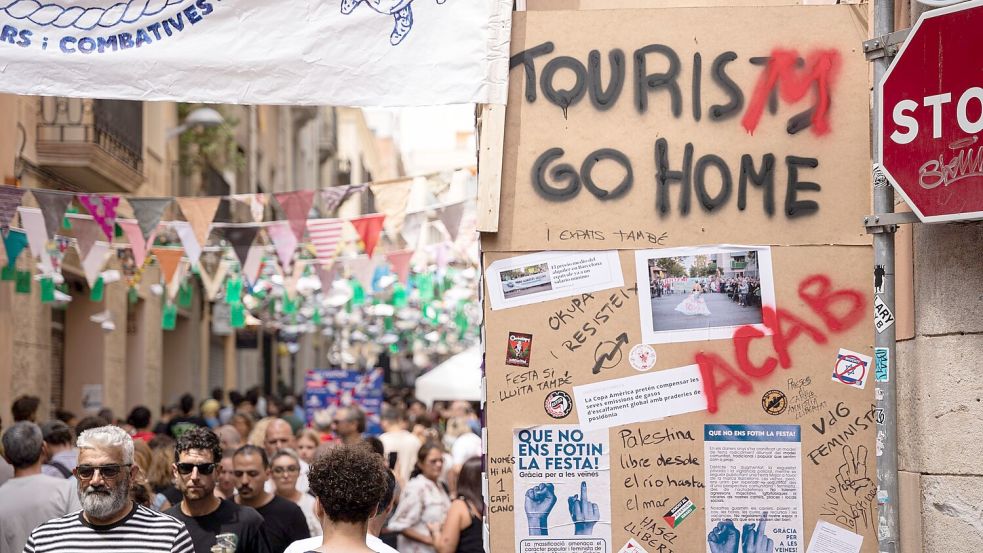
[
  {"xmin": 400, "ymin": 211, "xmax": 427, "ymax": 249},
  {"xmin": 151, "ymin": 247, "xmax": 184, "ymax": 287},
  {"xmin": 230, "ymin": 193, "xmax": 268, "ymax": 223},
  {"xmin": 199, "ymin": 258, "xmax": 230, "ymax": 301},
  {"xmin": 81, "ymin": 241, "xmax": 111, "ymax": 288},
  {"xmin": 31, "ymin": 189, "xmax": 74, "ymax": 240},
  {"xmin": 46, "ymin": 237, "xmax": 71, "ymax": 277},
  {"xmin": 40, "ymin": 276, "xmax": 55, "ymax": 303},
  {"xmin": 223, "ymin": 226, "xmax": 261, "ymax": 271},
  {"xmin": 274, "ymin": 190, "xmax": 316, "ymax": 242},
  {"xmin": 347, "ymin": 256, "xmax": 377, "ymax": 291},
  {"xmin": 176, "ymin": 197, "xmax": 221, "ymax": 249},
  {"xmin": 230, "ymin": 302, "xmax": 246, "ymax": 328},
  {"xmin": 171, "ymin": 221, "xmax": 203, "ymax": 267},
  {"xmin": 72, "ymin": 218, "xmax": 103, "ymax": 261},
  {"xmin": 78, "ymin": 194, "xmax": 120, "ymax": 241},
  {"xmin": 370, "ymin": 180, "xmax": 412, "ymax": 242},
  {"xmin": 2, "ymin": 229, "xmax": 28, "ymax": 269},
  {"xmin": 126, "ymin": 197, "xmax": 171, "ymax": 240},
  {"xmin": 267, "ymin": 221, "xmax": 298, "ymax": 274},
  {"xmin": 90, "ymin": 277, "xmax": 105, "ymax": 301},
  {"xmin": 15, "ymin": 269, "xmax": 30, "ymax": 293},
  {"xmin": 391, "ymin": 282, "xmax": 408, "ymax": 308},
  {"xmin": 0, "ymin": 185, "xmax": 26, "ymax": 235},
  {"xmin": 242, "ymin": 246, "xmax": 264, "ymax": 287},
  {"xmin": 349, "ymin": 214, "xmax": 386, "ymax": 257},
  {"xmin": 350, "ymin": 279, "xmax": 366, "ymax": 306},
  {"xmin": 320, "ymin": 185, "xmax": 353, "ymax": 214},
  {"xmin": 385, "ymin": 250, "xmax": 414, "ymax": 285},
  {"xmin": 162, "ymin": 302, "xmax": 178, "ymax": 330},
  {"xmin": 307, "ymin": 218, "xmax": 345, "ymax": 267},
  {"xmin": 437, "ymin": 201, "xmax": 466, "ymax": 241},
  {"xmin": 178, "ymin": 280, "xmax": 193, "ymax": 308},
  {"xmin": 119, "ymin": 220, "xmax": 159, "ymax": 267},
  {"xmin": 225, "ymin": 277, "xmax": 243, "ymax": 304}
]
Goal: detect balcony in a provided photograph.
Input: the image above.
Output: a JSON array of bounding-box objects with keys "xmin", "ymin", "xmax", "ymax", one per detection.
[
  {"xmin": 36, "ymin": 98, "xmax": 144, "ymax": 193},
  {"xmin": 731, "ymin": 261, "xmax": 747, "ymax": 270}
]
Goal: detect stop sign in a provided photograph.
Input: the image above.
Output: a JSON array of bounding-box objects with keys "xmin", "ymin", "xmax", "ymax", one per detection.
[{"xmin": 879, "ymin": 0, "xmax": 983, "ymax": 223}]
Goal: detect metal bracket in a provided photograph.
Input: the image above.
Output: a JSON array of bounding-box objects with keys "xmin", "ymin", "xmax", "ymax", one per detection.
[
  {"xmin": 863, "ymin": 29, "xmax": 911, "ymax": 61},
  {"xmin": 863, "ymin": 211, "xmax": 921, "ymax": 234}
]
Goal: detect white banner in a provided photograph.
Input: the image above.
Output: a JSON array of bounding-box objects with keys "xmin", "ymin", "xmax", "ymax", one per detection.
[{"xmin": 0, "ymin": 0, "xmax": 511, "ymax": 106}]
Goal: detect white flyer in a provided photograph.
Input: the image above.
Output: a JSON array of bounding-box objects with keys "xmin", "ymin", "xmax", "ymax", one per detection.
[
  {"xmin": 705, "ymin": 424, "xmax": 804, "ymax": 553},
  {"xmin": 806, "ymin": 521, "xmax": 863, "ymax": 553},
  {"xmin": 573, "ymin": 364, "xmax": 707, "ymax": 430},
  {"xmin": 487, "ymin": 250, "xmax": 624, "ymax": 310},
  {"xmin": 514, "ymin": 425, "xmax": 611, "ymax": 553}
]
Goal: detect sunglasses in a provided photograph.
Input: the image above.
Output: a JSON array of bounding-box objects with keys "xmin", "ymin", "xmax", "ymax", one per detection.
[
  {"xmin": 272, "ymin": 465, "xmax": 300, "ymax": 475},
  {"xmin": 75, "ymin": 464, "xmax": 131, "ymax": 480},
  {"xmin": 176, "ymin": 462, "xmax": 218, "ymax": 476}
]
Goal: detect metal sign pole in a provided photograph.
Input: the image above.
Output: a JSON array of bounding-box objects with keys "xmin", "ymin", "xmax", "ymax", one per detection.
[{"xmin": 871, "ymin": 0, "xmax": 899, "ymax": 548}]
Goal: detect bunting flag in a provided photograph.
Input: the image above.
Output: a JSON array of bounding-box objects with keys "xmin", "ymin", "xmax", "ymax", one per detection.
[
  {"xmin": 347, "ymin": 256, "xmax": 377, "ymax": 291},
  {"xmin": 0, "ymin": 186, "xmax": 26, "ymax": 235},
  {"xmin": 400, "ymin": 211, "xmax": 427, "ymax": 250},
  {"xmin": 274, "ymin": 190, "xmax": 316, "ymax": 242},
  {"xmin": 437, "ymin": 201, "xmax": 466, "ymax": 241},
  {"xmin": 242, "ymin": 246, "xmax": 264, "ymax": 287},
  {"xmin": 2, "ymin": 229, "xmax": 28, "ymax": 267},
  {"xmin": 166, "ymin": 262, "xmax": 187, "ymax": 301},
  {"xmin": 435, "ymin": 242, "xmax": 451, "ymax": 276},
  {"xmin": 283, "ymin": 260, "xmax": 304, "ymax": 299},
  {"xmin": 315, "ymin": 264, "xmax": 337, "ymax": 291},
  {"xmin": 119, "ymin": 220, "xmax": 158, "ymax": 267},
  {"xmin": 198, "ymin": 258, "xmax": 230, "ymax": 300},
  {"xmin": 31, "ymin": 189, "xmax": 74, "ymax": 240},
  {"xmin": 73, "ymin": 218, "xmax": 104, "ymax": 260},
  {"xmin": 320, "ymin": 185, "xmax": 353, "ymax": 214},
  {"xmin": 78, "ymin": 194, "xmax": 120, "ymax": 241},
  {"xmin": 267, "ymin": 221, "xmax": 298, "ymax": 275},
  {"xmin": 371, "ymin": 180, "xmax": 413, "ymax": 243},
  {"xmin": 171, "ymin": 221, "xmax": 202, "ymax": 267},
  {"xmin": 151, "ymin": 247, "xmax": 185, "ymax": 287},
  {"xmin": 176, "ymin": 197, "xmax": 221, "ymax": 249},
  {"xmin": 18, "ymin": 207, "xmax": 51, "ymax": 268},
  {"xmin": 127, "ymin": 198, "xmax": 171, "ymax": 240},
  {"xmin": 307, "ymin": 218, "xmax": 345, "ymax": 268},
  {"xmin": 82, "ymin": 242, "xmax": 111, "ymax": 288},
  {"xmin": 385, "ymin": 250, "xmax": 414, "ymax": 285},
  {"xmin": 47, "ymin": 237, "xmax": 72, "ymax": 276},
  {"xmin": 349, "ymin": 214, "xmax": 386, "ymax": 257},
  {"xmin": 231, "ymin": 193, "xmax": 267, "ymax": 223},
  {"xmin": 223, "ymin": 226, "xmax": 261, "ymax": 272}
]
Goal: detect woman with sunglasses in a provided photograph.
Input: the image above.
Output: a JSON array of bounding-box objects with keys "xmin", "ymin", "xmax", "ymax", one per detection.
[{"xmin": 271, "ymin": 449, "xmax": 321, "ymax": 537}]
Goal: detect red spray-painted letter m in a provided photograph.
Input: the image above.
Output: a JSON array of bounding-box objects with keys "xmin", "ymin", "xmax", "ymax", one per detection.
[{"xmin": 741, "ymin": 49, "xmax": 840, "ymax": 136}]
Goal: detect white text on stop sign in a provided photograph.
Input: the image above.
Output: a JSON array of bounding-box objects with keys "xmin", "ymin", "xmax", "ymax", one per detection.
[{"xmin": 890, "ymin": 86, "xmax": 983, "ymax": 144}]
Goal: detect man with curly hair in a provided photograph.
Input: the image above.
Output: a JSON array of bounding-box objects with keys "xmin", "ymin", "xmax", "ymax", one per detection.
[
  {"xmin": 285, "ymin": 443, "xmax": 394, "ymax": 553},
  {"xmin": 164, "ymin": 427, "xmax": 269, "ymax": 553}
]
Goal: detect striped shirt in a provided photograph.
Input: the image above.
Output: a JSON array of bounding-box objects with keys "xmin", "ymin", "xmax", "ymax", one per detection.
[{"xmin": 23, "ymin": 503, "xmax": 194, "ymax": 553}]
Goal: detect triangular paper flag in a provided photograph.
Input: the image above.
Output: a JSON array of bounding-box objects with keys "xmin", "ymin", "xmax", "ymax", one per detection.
[
  {"xmin": 173, "ymin": 221, "xmax": 203, "ymax": 267},
  {"xmin": 400, "ymin": 211, "xmax": 427, "ymax": 250},
  {"xmin": 274, "ymin": 190, "xmax": 316, "ymax": 242},
  {"xmin": 151, "ymin": 247, "xmax": 185, "ymax": 286},
  {"xmin": 119, "ymin": 220, "xmax": 158, "ymax": 267},
  {"xmin": 307, "ymin": 218, "xmax": 345, "ymax": 268},
  {"xmin": 370, "ymin": 180, "xmax": 413, "ymax": 242},
  {"xmin": 166, "ymin": 262, "xmax": 187, "ymax": 301},
  {"xmin": 347, "ymin": 256, "xmax": 377, "ymax": 291},
  {"xmin": 73, "ymin": 218, "xmax": 104, "ymax": 260},
  {"xmin": 266, "ymin": 221, "xmax": 298, "ymax": 274},
  {"xmin": 78, "ymin": 194, "xmax": 120, "ymax": 241},
  {"xmin": 18, "ymin": 207, "xmax": 49, "ymax": 256},
  {"xmin": 198, "ymin": 259, "xmax": 230, "ymax": 300},
  {"xmin": 283, "ymin": 260, "xmax": 305, "ymax": 299},
  {"xmin": 349, "ymin": 214, "xmax": 386, "ymax": 257},
  {"xmin": 320, "ymin": 185, "xmax": 352, "ymax": 214},
  {"xmin": 82, "ymin": 242, "xmax": 111, "ymax": 288},
  {"xmin": 223, "ymin": 226, "xmax": 261, "ymax": 270},
  {"xmin": 31, "ymin": 189, "xmax": 74, "ymax": 239},
  {"xmin": 385, "ymin": 250, "xmax": 414, "ymax": 285},
  {"xmin": 231, "ymin": 193, "xmax": 268, "ymax": 223},
  {"xmin": 315, "ymin": 264, "xmax": 337, "ymax": 291},
  {"xmin": 2, "ymin": 229, "xmax": 28, "ymax": 267},
  {"xmin": 127, "ymin": 197, "xmax": 171, "ymax": 240},
  {"xmin": 437, "ymin": 201, "xmax": 466, "ymax": 241},
  {"xmin": 242, "ymin": 246, "xmax": 264, "ymax": 286},
  {"xmin": 0, "ymin": 185, "xmax": 26, "ymax": 234},
  {"xmin": 176, "ymin": 197, "xmax": 220, "ymax": 249}
]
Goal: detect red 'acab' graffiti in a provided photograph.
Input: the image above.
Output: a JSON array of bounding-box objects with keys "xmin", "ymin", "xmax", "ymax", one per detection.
[{"xmin": 696, "ymin": 274, "xmax": 866, "ymax": 413}]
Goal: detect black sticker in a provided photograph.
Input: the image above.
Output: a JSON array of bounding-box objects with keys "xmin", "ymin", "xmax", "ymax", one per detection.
[
  {"xmin": 544, "ymin": 390, "xmax": 573, "ymax": 419},
  {"xmin": 761, "ymin": 389, "xmax": 787, "ymax": 415}
]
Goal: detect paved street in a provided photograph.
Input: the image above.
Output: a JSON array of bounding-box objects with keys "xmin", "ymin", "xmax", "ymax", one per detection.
[{"xmin": 650, "ymin": 292, "xmax": 763, "ymax": 331}]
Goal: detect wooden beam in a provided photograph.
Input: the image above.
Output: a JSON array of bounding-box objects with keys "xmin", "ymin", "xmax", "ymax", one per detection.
[{"xmin": 476, "ymin": 103, "xmax": 507, "ymax": 233}]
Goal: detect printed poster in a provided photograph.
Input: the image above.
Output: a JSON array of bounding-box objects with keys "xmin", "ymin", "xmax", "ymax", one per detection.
[
  {"xmin": 486, "ymin": 250, "xmax": 624, "ymax": 310},
  {"xmin": 705, "ymin": 424, "xmax": 804, "ymax": 553},
  {"xmin": 514, "ymin": 425, "xmax": 611, "ymax": 553},
  {"xmin": 304, "ymin": 368, "xmax": 383, "ymax": 435}
]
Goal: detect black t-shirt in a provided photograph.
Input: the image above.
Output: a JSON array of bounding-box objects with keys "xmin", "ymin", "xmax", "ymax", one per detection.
[
  {"xmin": 165, "ymin": 499, "xmax": 270, "ymax": 553},
  {"xmin": 166, "ymin": 415, "xmax": 209, "ymax": 439},
  {"xmin": 254, "ymin": 495, "xmax": 311, "ymax": 553}
]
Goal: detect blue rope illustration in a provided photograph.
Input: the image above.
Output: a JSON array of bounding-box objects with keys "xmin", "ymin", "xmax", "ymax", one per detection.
[{"xmin": 1, "ymin": 0, "xmax": 186, "ymax": 31}]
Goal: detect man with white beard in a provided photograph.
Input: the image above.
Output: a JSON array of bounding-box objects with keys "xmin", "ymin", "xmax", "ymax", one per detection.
[{"xmin": 22, "ymin": 425, "xmax": 195, "ymax": 553}]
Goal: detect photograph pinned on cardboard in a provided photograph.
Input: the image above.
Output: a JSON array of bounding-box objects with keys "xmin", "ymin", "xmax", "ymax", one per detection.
[
  {"xmin": 486, "ymin": 250, "xmax": 624, "ymax": 310},
  {"xmin": 634, "ymin": 245, "xmax": 776, "ymax": 345}
]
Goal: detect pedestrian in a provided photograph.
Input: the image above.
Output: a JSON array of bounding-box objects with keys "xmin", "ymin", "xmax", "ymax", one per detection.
[
  {"xmin": 0, "ymin": 415, "xmax": 13, "ymax": 487},
  {"xmin": 164, "ymin": 427, "xmax": 269, "ymax": 553},
  {"xmin": 295, "ymin": 428, "xmax": 320, "ymax": 464},
  {"xmin": 429, "ymin": 457, "xmax": 484, "ymax": 553},
  {"xmin": 166, "ymin": 394, "xmax": 209, "ymax": 439},
  {"xmin": 231, "ymin": 413, "xmax": 254, "ymax": 445},
  {"xmin": 23, "ymin": 425, "xmax": 194, "ymax": 553},
  {"xmin": 132, "ymin": 439, "xmax": 170, "ymax": 511},
  {"xmin": 126, "ymin": 406, "xmax": 156, "ymax": 442},
  {"xmin": 0, "ymin": 422, "xmax": 81, "ymax": 552},
  {"xmin": 200, "ymin": 399, "xmax": 221, "ymax": 429},
  {"xmin": 333, "ymin": 406, "xmax": 366, "ymax": 445},
  {"xmin": 264, "ymin": 419, "xmax": 309, "ymax": 493},
  {"xmin": 270, "ymin": 449, "xmax": 321, "ymax": 537},
  {"xmin": 11, "ymin": 395, "xmax": 40, "ymax": 423},
  {"xmin": 233, "ymin": 444, "xmax": 309, "ymax": 552},
  {"xmin": 387, "ymin": 442, "xmax": 451, "ymax": 553},
  {"xmin": 214, "ymin": 425, "xmax": 243, "ymax": 452},
  {"xmin": 40, "ymin": 421, "xmax": 77, "ymax": 479},
  {"xmin": 147, "ymin": 436, "xmax": 183, "ymax": 506},
  {"xmin": 214, "ymin": 450, "xmax": 237, "ymax": 500},
  {"xmin": 379, "ymin": 406, "xmax": 421, "ymax": 486},
  {"xmin": 284, "ymin": 443, "xmax": 391, "ymax": 553}
]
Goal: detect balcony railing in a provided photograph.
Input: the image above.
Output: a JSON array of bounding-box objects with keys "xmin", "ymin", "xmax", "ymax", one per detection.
[
  {"xmin": 36, "ymin": 97, "xmax": 144, "ymax": 192},
  {"xmin": 731, "ymin": 261, "xmax": 747, "ymax": 269}
]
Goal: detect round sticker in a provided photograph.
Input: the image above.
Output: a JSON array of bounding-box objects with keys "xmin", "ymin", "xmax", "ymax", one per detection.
[
  {"xmin": 544, "ymin": 390, "xmax": 573, "ymax": 419},
  {"xmin": 761, "ymin": 390, "xmax": 788, "ymax": 416},
  {"xmin": 628, "ymin": 344, "xmax": 657, "ymax": 372}
]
